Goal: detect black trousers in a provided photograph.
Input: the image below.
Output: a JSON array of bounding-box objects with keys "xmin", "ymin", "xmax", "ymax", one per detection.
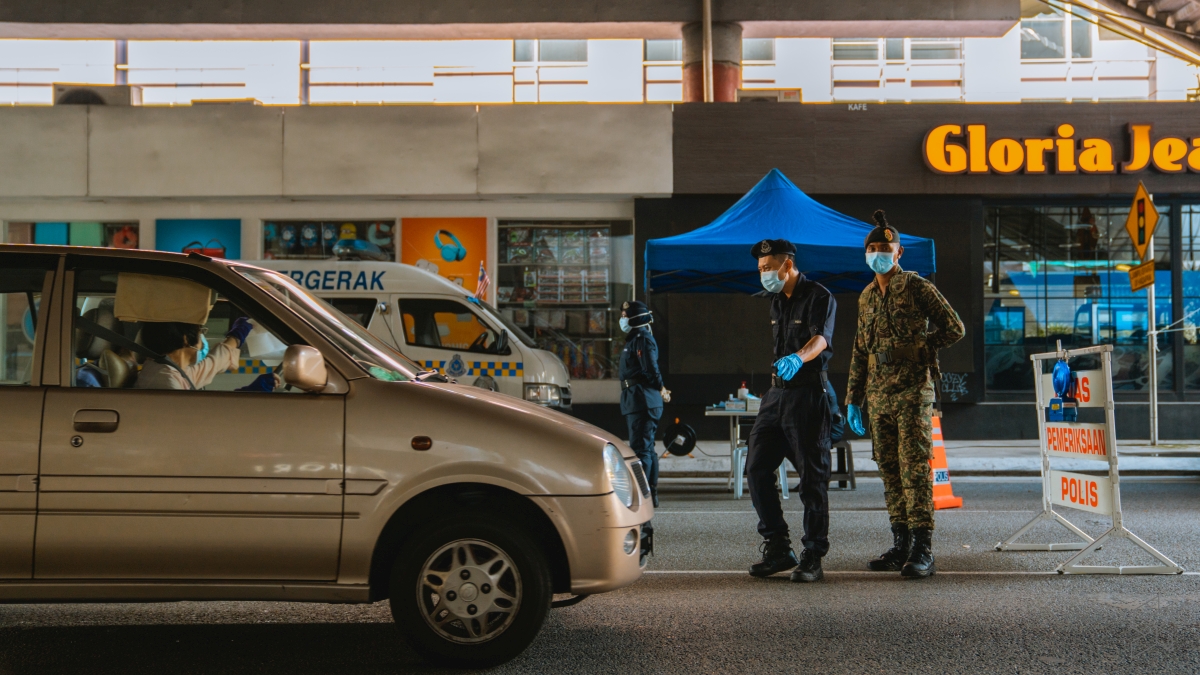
[
  {"xmin": 747, "ymin": 384, "xmax": 831, "ymax": 555},
  {"xmin": 626, "ymin": 406, "xmax": 662, "ymax": 488}
]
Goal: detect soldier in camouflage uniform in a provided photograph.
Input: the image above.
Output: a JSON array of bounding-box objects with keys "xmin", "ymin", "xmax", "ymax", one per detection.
[{"xmin": 845, "ymin": 210, "xmax": 964, "ymax": 579}]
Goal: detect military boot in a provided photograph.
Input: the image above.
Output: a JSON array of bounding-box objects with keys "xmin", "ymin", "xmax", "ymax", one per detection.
[
  {"xmin": 650, "ymin": 487, "xmax": 659, "ymax": 508},
  {"xmin": 900, "ymin": 527, "xmax": 936, "ymax": 578},
  {"xmin": 748, "ymin": 536, "xmax": 799, "ymax": 578},
  {"xmin": 789, "ymin": 548, "xmax": 824, "ymax": 583},
  {"xmin": 867, "ymin": 523, "xmax": 911, "ymax": 571}
]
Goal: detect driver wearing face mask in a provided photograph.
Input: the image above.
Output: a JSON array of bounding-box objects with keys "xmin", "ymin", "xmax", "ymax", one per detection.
[
  {"xmin": 746, "ymin": 239, "xmax": 837, "ymax": 584},
  {"xmin": 135, "ymin": 317, "xmax": 277, "ymax": 391}
]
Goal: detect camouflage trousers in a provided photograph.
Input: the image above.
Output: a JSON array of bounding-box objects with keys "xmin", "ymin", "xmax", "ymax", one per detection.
[{"xmin": 869, "ymin": 392, "xmax": 935, "ymax": 531}]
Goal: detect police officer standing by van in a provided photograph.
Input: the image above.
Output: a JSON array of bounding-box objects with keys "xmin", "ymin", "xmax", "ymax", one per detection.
[
  {"xmin": 747, "ymin": 239, "xmax": 836, "ymax": 583},
  {"xmin": 845, "ymin": 211, "xmax": 964, "ymax": 579},
  {"xmin": 619, "ymin": 300, "xmax": 669, "ymax": 508}
]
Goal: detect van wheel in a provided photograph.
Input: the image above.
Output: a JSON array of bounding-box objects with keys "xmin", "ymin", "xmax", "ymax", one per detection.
[{"xmin": 390, "ymin": 510, "xmax": 552, "ymax": 667}]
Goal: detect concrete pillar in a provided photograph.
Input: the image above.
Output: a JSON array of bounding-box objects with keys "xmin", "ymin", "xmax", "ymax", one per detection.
[{"xmin": 682, "ymin": 21, "xmax": 742, "ymax": 102}]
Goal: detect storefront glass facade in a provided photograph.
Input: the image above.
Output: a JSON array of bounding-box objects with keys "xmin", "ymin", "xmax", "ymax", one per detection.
[
  {"xmin": 496, "ymin": 220, "xmax": 632, "ymax": 380},
  {"xmin": 6, "ymin": 221, "xmax": 140, "ymax": 248},
  {"xmin": 984, "ymin": 204, "xmax": 1174, "ymax": 392},
  {"xmin": 1182, "ymin": 205, "xmax": 1200, "ymax": 390},
  {"xmin": 262, "ymin": 220, "xmax": 396, "ymax": 260}
]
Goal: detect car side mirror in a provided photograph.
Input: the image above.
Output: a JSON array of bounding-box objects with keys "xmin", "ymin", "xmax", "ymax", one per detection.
[
  {"xmin": 282, "ymin": 344, "xmax": 328, "ymax": 392},
  {"xmin": 495, "ymin": 329, "xmax": 509, "ymax": 354}
]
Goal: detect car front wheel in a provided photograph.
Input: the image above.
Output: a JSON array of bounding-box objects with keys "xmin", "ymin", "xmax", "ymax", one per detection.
[{"xmin": 389, "ymin": 510, "xmax": 552, "ymax": 667}]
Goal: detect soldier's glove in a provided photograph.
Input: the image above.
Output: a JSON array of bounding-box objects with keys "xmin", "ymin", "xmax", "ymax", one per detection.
[
  {"xmin": 847, "ymin": 404, "xmax": 866, "ymax": 437},
  {"xmin": 774, "ymin": 354, "xmax": 803, "ymax": 381},
  {"xmin": 661, "ymin": 387, "xmax": 672, "ymax": 403}
]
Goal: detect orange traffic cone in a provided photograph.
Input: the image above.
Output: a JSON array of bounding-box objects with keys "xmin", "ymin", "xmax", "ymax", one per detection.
[{"xmin": 929, "ymin": 415, "xmax": 962, "ymax": 509}]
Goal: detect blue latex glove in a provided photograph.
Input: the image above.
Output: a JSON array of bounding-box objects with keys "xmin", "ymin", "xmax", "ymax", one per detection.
[
  {"xmin": 236, "ymin": 372, "xmax": 278, "ymax": 393},
  {"xmin": 226, "ymin": 316, "xmax": 253, "ymax": 348},
  {"xmin": 774, "ymin": 354, "xmax": 803, "ymax": 381},
  {"xmin": 847, "ymin": 404, "xmax": 866, "ymax": 437}
]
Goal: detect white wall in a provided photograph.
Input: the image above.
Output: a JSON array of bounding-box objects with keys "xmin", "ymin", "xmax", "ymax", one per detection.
[
  {"xmin": 773, "ymin": 38, "xmax": 832, "ymax": 103},
  {"xmin": 0, "ymin": 103, "xmax": 674, "ymax": 200},
  {"xmin": 963, "ymin": 26, "xmax": 1021, "ymax": 102},
  {"xmin": 585, "ymin": 39, "xmax": 645, "ymax": 103},
  {"xmin": 1151, "ymin": 52, "xmax": 1199, "ymax": 101}
]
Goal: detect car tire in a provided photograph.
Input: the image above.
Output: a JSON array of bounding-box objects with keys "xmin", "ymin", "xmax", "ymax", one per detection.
[{"xmin": 389, "ymin": 508, "xmax": 552, "ymax": 667}]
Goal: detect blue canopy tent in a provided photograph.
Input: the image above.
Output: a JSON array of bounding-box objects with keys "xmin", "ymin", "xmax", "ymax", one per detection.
[{"xmin": 645, "ymin": 169, "xmax": 936, "ymax": 295}]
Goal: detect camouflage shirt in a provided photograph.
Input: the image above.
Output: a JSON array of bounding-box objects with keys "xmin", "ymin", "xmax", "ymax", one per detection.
[{"xmin": 845, "ymin": 267, "xmax": 964, "ymax": 406}]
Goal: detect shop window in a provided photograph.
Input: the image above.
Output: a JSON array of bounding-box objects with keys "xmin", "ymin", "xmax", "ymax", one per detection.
[
  {"xmin": 0, "ymin": 267, "xmax": 51, "ymax": 386},
  {"xmin": 742, "ymin": 39, "xmax": 775, "ymax": 62},
  {"xmin": 398, "ymin": 298, "xmax": 510, "ymax": 355},
  {"xmin": 984, "ymin": 205, "xmax": 1172, "ymax": 392},
  {"xmin": 1182, "ymin": 205, "xmax": 1200, "ymax": 390},
  {"xmin": 496, "ymin": 221, "xmax": 633, "ymax": 380},
  {"xmin": 645, "ymin": 39, "xmax": 682, "ymax": 62},
  {"xmin": 156, "ymin": 219, "xmax": 241, "ymax": 260},
  {"xmin": 832, "ymin": 38, "xmax": 880, "ymax": 61},
  {"xmin": 262, "ymin": 220, "xmax": 395, "ymax": 261},
  {"xmin": 7, "ymin": 222, "xmax": 139, "ymax": 249},
  {"xmin": 1020, "ymin": 5, "xmax": 1093, "ymax": 60}
]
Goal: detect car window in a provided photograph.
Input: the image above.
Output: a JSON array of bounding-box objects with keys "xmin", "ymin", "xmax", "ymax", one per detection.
[
  {"xmin": 399, "ymin": 298, "xmax": 511, "ymax": 355},
  {"xmin": 327, "ymin": 298, "xmax": 378, "ymax": 328},
  {"xmin": 71, "ymin": 267, "xmax": 301, "ymax": 394},
  {"xmin": 0, "ymin": 266, "xmax": 53, "ymax": 386}
]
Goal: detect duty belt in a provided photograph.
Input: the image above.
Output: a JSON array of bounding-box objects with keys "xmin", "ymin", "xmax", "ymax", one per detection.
[
  {"xmin": 868, "ymin": 345, "xmax": 924, "ymax": 369},
  {"xmin": 621, "ymin": 378, "xmax": 646, "ymax": 390},
  {"xmin": 771, "ymin": 370, "xmax": 828, "ymax": 389}
]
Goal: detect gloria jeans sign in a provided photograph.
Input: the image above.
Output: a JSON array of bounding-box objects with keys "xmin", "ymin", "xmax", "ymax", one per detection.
[{"xmin": 923, "ymin": 123, "xmax": 1200, "ymax": 175}]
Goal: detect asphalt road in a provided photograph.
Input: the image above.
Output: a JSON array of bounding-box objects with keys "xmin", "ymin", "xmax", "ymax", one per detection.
[{"xmin": 1, "ymin": 478, "xmax": 1198, "ymax": 674}]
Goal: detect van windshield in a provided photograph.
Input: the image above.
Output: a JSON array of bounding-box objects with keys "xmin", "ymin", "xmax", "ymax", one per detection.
[
  {"xmin": 236, "ymin": 267, "xmax": 420, "ymax": 382},
  {"xmin": 470, "ymin": 298, "xmax": 537, "ymax": 349}
]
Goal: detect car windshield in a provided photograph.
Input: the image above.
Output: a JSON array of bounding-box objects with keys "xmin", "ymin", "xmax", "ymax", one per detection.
[
  {"xmin": 469, "ymin": 297, "xmax": 537, "ymax": 349},
  {"xmin": 236, "ymin": 267, "xmax": 420, "ymax": 382}
]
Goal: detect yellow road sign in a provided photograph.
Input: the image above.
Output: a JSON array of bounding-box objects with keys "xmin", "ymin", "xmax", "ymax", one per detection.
[
  {"xmin": 1124, "ymin": 182, "xmax": 1159, "ymax": 263},
  {"xmin": 1128, "ymin": 259, "xmax": 1155, "ymax": 293}
]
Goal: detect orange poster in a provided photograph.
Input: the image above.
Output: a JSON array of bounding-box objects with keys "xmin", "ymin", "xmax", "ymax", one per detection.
[{"xmin": 400, "ymin": 218, "xmax": 489, "ymax": 294}]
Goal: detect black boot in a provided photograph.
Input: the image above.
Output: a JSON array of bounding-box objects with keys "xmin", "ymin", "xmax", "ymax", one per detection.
[
  {"xmin": 789, "ymin": 548, "xmax": 824, "ymax": 583},
  {"xmin": 749, "ymin": 536, "xmax": 799, "ymax": 578},
  {"xmin": 650, "ymin": 487, "xmax": 659, "ymax": 508},
  {"xmin": 867, "ymin": 523, "xmax": 911, "ymax": 571},
  {"xmin": 901, "ymin": 527, "xmax": 936, "ymax": 578}
]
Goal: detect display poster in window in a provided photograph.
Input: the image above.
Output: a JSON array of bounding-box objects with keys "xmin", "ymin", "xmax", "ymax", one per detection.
[
  {"xmin": 400, "ymin": 218, "xmax": 489, "ymax": 295},
  {"xmin": 263, "ymin": 220, "xmax": 395, "ymax": 261},
  {"xmin": 8, "ymin": 222, "xmax": 139, "ymax": 249},
  {"xmin": 156, "ymin": 219, "xmax": 242, "ymax": 260}
]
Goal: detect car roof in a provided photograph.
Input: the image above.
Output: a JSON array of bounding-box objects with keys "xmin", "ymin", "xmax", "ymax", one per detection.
[{"xmin": 0, "ymin": 244, "xmax": 229, "ymax": 266}]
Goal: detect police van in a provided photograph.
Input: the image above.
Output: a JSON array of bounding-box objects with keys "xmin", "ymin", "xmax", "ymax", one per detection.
[{"xmin": 255, "ymin": 260, "xmax": 572, "ymax": 409}]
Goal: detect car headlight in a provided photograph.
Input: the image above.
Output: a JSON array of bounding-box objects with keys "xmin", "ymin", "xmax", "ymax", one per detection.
[
  {"xmin": 603, "ymin": 444, "xmax": 635, "ymax": 509},
  {"xmin": 524, "ymin": 383, "xmax": 562, "ymax": 406}
]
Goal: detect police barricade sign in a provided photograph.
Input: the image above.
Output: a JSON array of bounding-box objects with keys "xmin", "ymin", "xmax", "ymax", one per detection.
[{"xmin": 996, "ymin": 344, "xmax": 1182, "ymax": 574}]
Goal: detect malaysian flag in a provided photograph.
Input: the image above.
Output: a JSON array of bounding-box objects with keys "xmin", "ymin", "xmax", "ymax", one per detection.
[{"xmin": 474, "ymin": 261, "xmax": 490, "ymax": 300}]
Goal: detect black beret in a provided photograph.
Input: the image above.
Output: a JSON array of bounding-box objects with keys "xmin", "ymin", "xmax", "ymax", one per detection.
[
  {"xmin": 864, "ymin": 210, "xmax": 900, "ymax": 248},
  {"xmin": 750, "ymin": 239, "xmax": 796, "ymax": 259}
]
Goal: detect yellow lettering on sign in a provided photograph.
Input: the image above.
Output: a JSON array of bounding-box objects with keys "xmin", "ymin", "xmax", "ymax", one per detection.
[
  {"xmin": 1122, "ymin": 124, "xmax": 1152, "ymax": 173},
  {"xmin": 987, "ymin": 138, "xmax": 1024, "ymax": 174},
  {"xmin": 1190, "ymin": 138, "xmax": 1200, "ymax": 172},
  {"xmin": 967, "ymin": 124, "xmax": 989, "ymax": 174},
  {"xmin": 1023, "ymin": 138, "xmax": 1055, "ymax": 173},
  {"xmin": 1152, "ymin": 137, "xmax": 1188, "ymax": 173},
  {"xmin": 923, "ymin": 124, "xmax": 968, "ymax": 174},
  {"xmin": 1078, "ymin": 139, "xmax": 1115, "ymax": 174},
  {"xmin": 1055, "ymin": 124, "xmax": 1077, "ymax": 173}
]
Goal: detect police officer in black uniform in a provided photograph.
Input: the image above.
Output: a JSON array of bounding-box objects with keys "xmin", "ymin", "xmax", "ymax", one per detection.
[
  {"xmin": 747, "ymin": 239, "xmax": 837, "ymax": 583},
  {"xmin": 619, "ymin": 300, "xmax": 668, "ymax": 507}
]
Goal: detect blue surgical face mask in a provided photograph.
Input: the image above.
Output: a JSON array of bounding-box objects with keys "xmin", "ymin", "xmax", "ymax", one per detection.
[
  {"xmin": 619, "ymin": 317, "xmax": 631, "ymax": 333},
  {"xmin": 196, "ymin": 334, "xmax": 209, "ymax": 362},
  {"xmin": 866, "ymin": 251, "xmax": 895, "ymax": 275},
  {"xmin": 760, "ymin": 266, "xmax": 786, "ymax": 293}
]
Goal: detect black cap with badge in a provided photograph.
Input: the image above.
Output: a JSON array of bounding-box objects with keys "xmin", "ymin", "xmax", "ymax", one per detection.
[
  {"xmin": 864, "ymin": 210, "xmax": 901, "ymax": 248},
  {"xmin": 750, "ymin": 239, "xmax": 796, "ymax": 259}
]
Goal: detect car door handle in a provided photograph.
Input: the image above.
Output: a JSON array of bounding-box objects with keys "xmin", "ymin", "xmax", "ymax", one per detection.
[{"xmin": 74, "ymin": 409, "xmax": 120, "ymax": 433}]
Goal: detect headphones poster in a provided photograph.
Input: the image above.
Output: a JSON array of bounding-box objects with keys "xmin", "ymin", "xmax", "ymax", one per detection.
[{"xmin": 400, "ymin": 218, "xmax": 489, "ymax": 295}]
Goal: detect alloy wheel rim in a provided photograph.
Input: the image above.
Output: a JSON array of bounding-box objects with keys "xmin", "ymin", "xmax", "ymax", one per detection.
[{"xmin": 416, "ymin": 538, "xmax": 522, "ymax": 644}]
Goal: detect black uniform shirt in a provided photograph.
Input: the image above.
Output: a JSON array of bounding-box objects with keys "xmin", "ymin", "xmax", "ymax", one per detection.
[
  {"xmin": 770, "ymin": 273, "xmax": 836, "ymax": 375},
  {"xmin": 618, "ymin": 326, "xmax": 664, "ymax": 414}
]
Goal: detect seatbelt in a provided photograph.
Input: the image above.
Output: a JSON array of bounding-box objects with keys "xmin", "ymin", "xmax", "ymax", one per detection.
[{"xmin": 74, "ymin": 312, "xmax": 197, "ymax": 391}]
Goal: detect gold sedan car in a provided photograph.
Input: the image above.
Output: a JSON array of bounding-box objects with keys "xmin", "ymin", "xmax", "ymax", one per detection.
[{"xmin": 0, "ymin": 245, "xmax": 653, "ymax": 667}]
